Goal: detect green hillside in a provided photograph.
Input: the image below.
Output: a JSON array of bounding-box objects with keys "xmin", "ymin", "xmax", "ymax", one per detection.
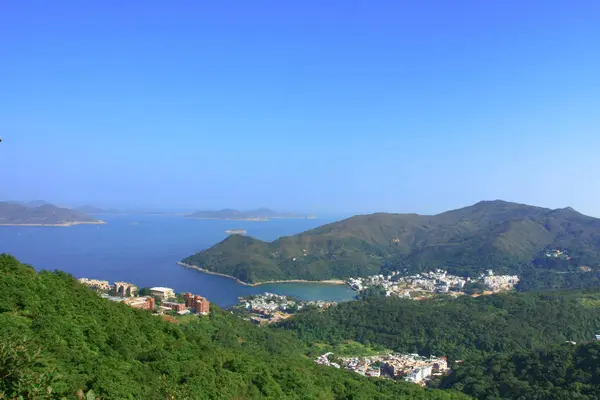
[
  {"xmin": 277, "ymin": 289, "xmax": 600, "ymax": 362},
  {"xmin": 276, "ymin": 290, "xmax": 600, "ymax": 398},
  {"xmin": 182, "ymin": 200, "xmax": 600, "ymax": 285},
  {"xmin": 0, "ymin": 254, "xmax": 467, "ymax": 400},
  {"xmin": 440, "ymin": 342, "xmax": 600, "ymax": 399}
]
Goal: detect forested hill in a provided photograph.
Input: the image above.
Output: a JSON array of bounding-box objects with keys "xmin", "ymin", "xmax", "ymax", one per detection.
[
  {"xmin": 276, "ymin": 289, "xmax": 600, "ymax": 362},
  {"xmin": 182, "ymin": 200, "xmax": 600, "ymax": 284},
  {"xmin": 440, "ymin": 342, "xmax": 600, "ymax": 399},
  {"xmin": 0, "ymin": 254, "xmax": 467, "ymax": 400},
  {"xmin": 0, "ymin": 202, "xmax": 102, "ymax": 225},
  {"xmin": 275, "ymin": 291, "xmax": 600, "ymax": 399}
]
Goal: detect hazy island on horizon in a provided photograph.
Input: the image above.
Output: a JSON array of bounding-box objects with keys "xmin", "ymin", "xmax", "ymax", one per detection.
[
  {"xmin": 0, "ymin": 202, "xmax": 105, "ymax": 226},
  {"xmin": 187, "ymin": 208, "xmax": 317, "ymax": 221}
]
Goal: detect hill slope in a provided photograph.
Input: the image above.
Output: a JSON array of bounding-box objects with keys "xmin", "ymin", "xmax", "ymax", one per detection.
[
  {"xmin": 0, "ymin": 202, "xmax": 103, "ymax": 226},
  {"xmin": 277, "ymin": 290, "xmax": 600, "ymax": 361},
  {"xmin": 182, "ymin": 200, "xmax": 600, "ymax": 284},
  {"xmin": 0, "ymin": 254, "xmax": 467, "ymax": 400},
  {"xmin": 275, "ymin": 289, "xmax": 600, "ymax": 399},
  {"xmin": 440, "ymin": 342, "xmax": 600, "ymax": 399}
]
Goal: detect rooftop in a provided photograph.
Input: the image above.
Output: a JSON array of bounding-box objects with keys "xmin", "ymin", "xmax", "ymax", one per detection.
[{"xmin": 150, "ymin": 287, "xmax": 174, "ymax": 292}]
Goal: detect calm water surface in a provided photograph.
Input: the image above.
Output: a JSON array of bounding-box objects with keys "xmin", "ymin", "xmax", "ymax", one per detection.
[{"xmin": 0, "ymin": 215, "xmax": 356, "ymax": 307}]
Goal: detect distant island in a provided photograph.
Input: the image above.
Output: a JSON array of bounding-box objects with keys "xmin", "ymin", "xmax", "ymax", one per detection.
[
  {"xmin": 187, "ymin": 208, "xmax": 316, "ymax": 221},
  {"xmin": 225, "ymin": 229, "xmax": 247, "ymax": 235},
  {"xmin": 181, "ymin": 200, "xmax": 600, "ymax": 289},
  {"xmin": 73, "ymin": 205, "xmax": 123, "ymax": 215},
  {"xmin": 8, "ymin": 200, "xmax": 52, "ymax": 208},
  {"xmin": 73, "ymin": 205, "xmax": 190, "ymax": 216},
  {"xmin": 0, "ymin": 202, "xmax": 104, "ymax": 226}
]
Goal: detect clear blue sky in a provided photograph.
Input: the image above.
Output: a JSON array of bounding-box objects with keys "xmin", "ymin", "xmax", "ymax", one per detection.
[{"xmin": 1, "ymin": 1, "xmax": 599, "ymax": 215}]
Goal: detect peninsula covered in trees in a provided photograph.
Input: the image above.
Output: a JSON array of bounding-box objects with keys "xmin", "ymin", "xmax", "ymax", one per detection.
[
  {"xmin": 0, "ymin": 202, "xmax": 104, "ymax": 226},
  {"xmin": 182, "ymin": 200, "xmax": 600, "ymax": 288}
]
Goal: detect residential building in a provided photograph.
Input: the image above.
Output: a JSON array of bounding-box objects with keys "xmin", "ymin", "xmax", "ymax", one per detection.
[
  {"xmin": 183, "ymin": 292, "xmax": 195, "ymax": 308},
  {"xmin": 163, "ymin": 301, "xmax": 186, "ymax": 312},
  {"xmin": 150, "ymin": 287, "xmax": 175, "ymax": 300},
  {"xmin": 183, "ymin": 292, "xmax": 211, "ymax": 315},
  {"xmin": 125, "ymin": 296, "xmax": 154, "ymax": 311},
  {"xmin": 194, "ymin": 296, "xmax": 210, "ymax": 315},
  {"xmin": 111, "ymin": 281, "xmax": 138, "ymax": 297},
  {"xmin": 79, "ymin": 278, "xmax": 111, "ymax": 291}
]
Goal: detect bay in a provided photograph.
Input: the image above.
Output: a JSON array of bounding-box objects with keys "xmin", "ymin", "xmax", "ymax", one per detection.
[{"xmin": 0, "ymin": 214, "xmax": 357, "ymax": 307}]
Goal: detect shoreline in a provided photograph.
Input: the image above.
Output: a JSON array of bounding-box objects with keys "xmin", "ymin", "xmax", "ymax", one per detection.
[
  {"xmin": 177, "ymin": 262, "xmax": 345, "ymax": 287},
  {"xmin": 0, "ymin": 220, "xmax": 106, "ymax": 227}
]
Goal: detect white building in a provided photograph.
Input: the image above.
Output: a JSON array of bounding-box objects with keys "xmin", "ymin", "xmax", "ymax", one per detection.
[
  {"xmin": 406, "ymin": 366, "xmax": 433, "ymax": 384},
  {"xmin": 150, "ymin": 287, "xmax": 176, "ymax": 300}
]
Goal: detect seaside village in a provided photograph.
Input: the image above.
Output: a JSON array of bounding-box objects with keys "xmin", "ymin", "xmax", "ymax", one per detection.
[
  {"xmin": 232, "ymin": 292, "xmax": 337, "ymax": 324},
  {"xmin": 315, "ymin": 352, "xmax": 450, "ymax": 386},
  {"xmin": 78, "ymin": 278, "xmax": 210, "ymax": 316},
  {"xmin": 80, "ymin": 269, "xmax": 517, "ymax": 388},
  {"xmin": 345, "ymin": 269, "xmax": 520, "ymax": 298}
]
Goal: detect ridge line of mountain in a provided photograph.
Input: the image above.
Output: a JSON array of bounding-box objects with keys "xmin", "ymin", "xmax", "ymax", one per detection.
[{"xmin": 181, "ymin": 200, "xmax": 600, "ymax": 287}]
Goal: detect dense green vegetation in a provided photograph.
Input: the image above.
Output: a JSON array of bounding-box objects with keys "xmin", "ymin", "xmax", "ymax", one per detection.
[
  {"xmin": 183, "ymin": 200, "xmax": 600, "ymax": 287},
  {"xmin": 0, "ymin": 254, "xmax": 467, "ymax": 399},
  {"xmin": 440, "ymin": 342, "xmax": 600, "ymax": 399},
  {"xmin": 518, "ymin": 268, "xmax": 600, "ymax": 291},
  {"xmin": 278, "ymin": 290, "xmax": 600, "ymax": 398},
  {"xmin": 278, "ymin": 290, "xmax": 600, "ymax": 362},
  {"xmin": 0, "ymin": 202, "xmax": 100, "ymax": 225}
]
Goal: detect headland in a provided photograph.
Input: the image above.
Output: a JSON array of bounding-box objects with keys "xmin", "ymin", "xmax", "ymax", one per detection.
[{"xmin": 177, "ymin": 262, "xmax": 345, "ymax": 287}]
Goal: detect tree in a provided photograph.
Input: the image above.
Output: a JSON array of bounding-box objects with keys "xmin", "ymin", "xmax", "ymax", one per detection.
[{"xmin": 0, "ymin": 338, "xmax": 56, "ymax": 399}]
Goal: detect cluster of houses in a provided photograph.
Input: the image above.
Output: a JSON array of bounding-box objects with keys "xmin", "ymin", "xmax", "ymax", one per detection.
[
  {"xmin": 315, "ymin": 352, "xmax": 449, "ymax": 386},
  {"xmin": 315, "ymin": 353, "xmax": 341, "ymax": 369},
  {"xmin": 346, "ymin": 269, "xmax": 519, "ymax": 297},
  {"xmin": 232, "ymin": 293, "xmax": 336, "ymax": 324},
  {"xmin": 481, "ymin": 271, "xmax": 520, "ymax": 292},
  {"xmin": 79, "ymin": 278, "xmax": 209, "ymax": 316}
]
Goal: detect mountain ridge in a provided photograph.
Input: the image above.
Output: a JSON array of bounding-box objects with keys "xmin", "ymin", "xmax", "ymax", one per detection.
[{"xmin": 182, "ymin": 200, "xmax": 600, "ymax": 285}]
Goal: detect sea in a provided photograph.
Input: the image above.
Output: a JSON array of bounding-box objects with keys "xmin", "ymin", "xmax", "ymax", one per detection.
[{"xmin": 0, "ymin": 214, "xmax": 357, "ymax": 307}]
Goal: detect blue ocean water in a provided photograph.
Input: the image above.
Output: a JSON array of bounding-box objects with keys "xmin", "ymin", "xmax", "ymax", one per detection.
[{"xmin": 0, "ymin": 214, "xmax": 356, "ymax": 307}]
